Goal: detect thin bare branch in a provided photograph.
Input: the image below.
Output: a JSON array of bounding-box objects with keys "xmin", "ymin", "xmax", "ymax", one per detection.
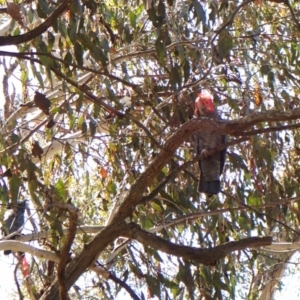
[
  {"xmin": 0, "ymin": 241, "xmax": 60, "ymax": 261},
  {"xmin": 93, "ymin": 265, "xmax": 141, "ymax": 300},
  {"xmin": 14, "ymin": 262, "xmax": 24, "ymax": 300},
  {"xmin": 16, "ymin": 226, "xmax": 105, "ymax": 242}
]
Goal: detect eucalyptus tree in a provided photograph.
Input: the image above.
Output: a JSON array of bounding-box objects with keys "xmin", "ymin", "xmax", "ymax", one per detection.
[{"xmin": 0, "ymin": 0, "xmax": 299, "ymax": 299}]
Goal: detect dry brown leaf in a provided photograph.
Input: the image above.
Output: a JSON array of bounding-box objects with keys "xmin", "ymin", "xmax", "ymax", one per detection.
[
  {"xmin": 46, "ymin": 119, "xmax": 56, "ymax": 129},
  {"xmin": 34, "ymin": 91, "xmax": 51, "ymax": 115},
  {"xmin": 254, "ymin": 83, "xmax": 262, "ymax": 106},
  {"xmin": 32, "ymin": 141, "xmax": 43, "ymax": 160},
  {"xmin": 110, "ymin": 46, "xmax": 118, "ymax": 54},
  {"xmin": 100, "ymin": 167, "xmax": 107, "ymax": 179},
  {"xmin": 6, "ymin": 2, "xmax": 25, "ymax": 27},
  {"xmin": 78, "ymin": 83, "xmax": 91, "ymax": 92}
]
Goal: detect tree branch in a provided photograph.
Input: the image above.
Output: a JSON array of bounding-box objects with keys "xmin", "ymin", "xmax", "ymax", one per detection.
[
  {"xmin": 141, "ymin": 136, "xmax": 250, "ymax": 204},
  {"xmin": 46, "ymin": 202, "xmax": 79, "ymax": 300},
  {"xmin": 239, "ymin": 122, "xmax": 300, "ymax": 136},
  {"xmin": 40, "ymin": 221, "xmax": 127, "ymax": 300},
  {"xmin": 109, "ymin": 108, "xmax": 300, "ymax": 224},
  {"xmin": 16, "ymin": 226, "xmax": 105, "ymax": 242},
  {"xmin": 148, "ymin": 196, "xmax": 300, "ymax": 234},
  {"xmin": 0, "ymin": 241, "xmax": 60, "ymax": 261},
  {"xmin": 40, "ymin": 108, "xmax": 300, "ymax": 300},
  {"xmin": 0, "ymin": 0, "xmax": 73, "ymax": 46},
  {"xmin": 92, "ymin": 266, "xmax": 141, "ymax": 300},
  {"xmin": 124, "ymin": 223, "xmax": 272, "ymax": 265}
]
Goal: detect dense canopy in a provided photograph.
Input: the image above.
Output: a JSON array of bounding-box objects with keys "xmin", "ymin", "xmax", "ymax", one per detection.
[{"xmin": 0, "ymin": 0, "xmax": 300, "ymax": 299}]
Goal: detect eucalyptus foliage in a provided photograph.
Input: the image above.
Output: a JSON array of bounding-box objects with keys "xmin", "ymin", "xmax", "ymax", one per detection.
[{"xmin": 0, "ymin": 0, "xmax": 300, "ymax": 299}]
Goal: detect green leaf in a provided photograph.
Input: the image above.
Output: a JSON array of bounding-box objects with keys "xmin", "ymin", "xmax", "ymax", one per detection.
[
  {"xmin": 260, "ymin": 62, "xmax": 271, "ymax": 75},
  {"xmin": 37, "ymin": 0, "xmax": 49, "ymax": 18},
  {"xmin": 21, "ymin": 69, "xmax": 28, "ymax": 83},
  {"xmin": 100, "ymin": 37, "xmax": 110, "ymax": 53},
  {"xmin": 93, "ymin": 103, "xmax": 101, "ymax": 118},
  {"xmin": 136, "ymin": 4, "xmax": 144, "ymax": 16},
  {"xmin": 194, "ymin": 0, "xmax": 206, "ymax": 26},
  {"xmin": 11, "ymin": 133, "xmax": 20, "ymax": 144},
  {"xmin": 155, "ymin": 36, "xmax": 166, "ymax": 63},
  {"xmin": 268, "ymin": 71, "xmax": 275, "ymax": 89},
  {"xmin": 107, "ymin": 180, "xmax": 117, "ymax": 194},
  {"xmin": 76, "ymin": 93, "xmax": 83, "ymax": 112},
  {"xmin": 55, "ymin": 178, "xmax": 66, "ymax": 199},
  {"xmin": 183, "ymin": 58, "xmax": 190, "ymax": 83},
  {"xmin": 9, "ymin": 175, "xmax": 21, "ymax": 204},
  {"xmin": 209, "ymin": 3, "xmax": 217, "ymax": 24},
  {"xmin": 140, "ymin": 215, "xmax": 153, "ymax": 229},
  {"xmin": 217, "ymin": 30, "xmax": 233, "ymax": 59},
  {"xmin": 81, "ymin": 121, "xmax": 87, "ymax": 134},
  {"xmin": 0, "ymin": 182, "xmax": 9, "ymax": 204},
  {"xmin": 227, "ymin": 152, "xmax": 248, "ymax": 171},
  {"xmin": 123, "ymin": 24, "xmax": 133, "ymax": 43},
  {"xmin": 146, "ymin": 275, "xmax": 160, "ymax": 298},
  {"xmin": 129, "ymin": 11, "xmax": 137, "ymax": 28},
  {"xmin": 47, "ymin": 31, "xmax": 55, "ymax": 49},
  {"xmin": 64, "ymin": 51, "xmax": 73, "ymax": 64},
  {"xmin": 281, "ymin": 90, "xmax": 290, "ymax": 101},
  {"xmin": 290, "ymin": 43, "xmax": 297, "ymax": 65},
  {"xmin": 74, "ymin": 42, "xmax": 84, "ymax": 66},
  {"xmin": 170, "ymin": 64, "xmax": 182, "ymax": 89},
  {"xmin": 247, "ymin": 196, "xmax": 260, "ymax": 206},
  {"xmin": 89, "ymin": 120, "xmax": 97, "ymax": 136},
  {"xmin": 77, "ymin": 33, "xmax": 108, "ymax": 65}
]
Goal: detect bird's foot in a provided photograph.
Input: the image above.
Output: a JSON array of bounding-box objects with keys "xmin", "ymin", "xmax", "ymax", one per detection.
[{"xmin": 200, "ymin": 149, "xmax": 209, "ymax": 157}]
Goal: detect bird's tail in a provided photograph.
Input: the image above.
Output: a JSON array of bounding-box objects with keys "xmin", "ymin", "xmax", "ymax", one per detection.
[{"xmin": 198, "ymin": 175, "xmax": 221, "ymax": 196}]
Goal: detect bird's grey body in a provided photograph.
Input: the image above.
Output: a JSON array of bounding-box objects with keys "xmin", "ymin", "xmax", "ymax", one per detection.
[
  {"xmin": 193, "ymin": 90, "xmax": 226, "ymax": 196},
  {"xmin": 195, "ymin": 128, "xmax": 226, "ymax": 195},
  {"xmin": 1, "ymin": 200, "xmax": 27, "ymax": 255}
]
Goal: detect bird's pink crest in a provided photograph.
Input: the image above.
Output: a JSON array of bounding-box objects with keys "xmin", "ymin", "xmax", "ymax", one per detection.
[{"xmin": 194, "ymin": 90, "xmax": 215, "ymax": 115}]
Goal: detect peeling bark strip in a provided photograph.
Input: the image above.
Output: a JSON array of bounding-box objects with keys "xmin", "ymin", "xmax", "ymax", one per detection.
[{"xmin": 0, "ymin": 0, "xmax": 73, "ymax": 46}]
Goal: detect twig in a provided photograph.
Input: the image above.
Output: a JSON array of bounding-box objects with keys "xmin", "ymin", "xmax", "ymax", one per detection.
[
  {"xmin": 15, "ymin": 225, "xmax": 104, "ymax": 242},
  {"xmin": 92, "ymin": 265, "xmax": 140, "ymax": 300},
  {"xmin": 0, "ymin": 118, "xmax": 47, "ymax": 156},
  {"xmin": 14, "ymin": 262, "xmax": 24, "ymax": 300}
]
